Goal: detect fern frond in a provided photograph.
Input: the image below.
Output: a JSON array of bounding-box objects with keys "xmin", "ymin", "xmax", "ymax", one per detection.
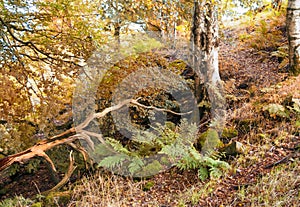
[
  {"xmin": 98, "ymin": 153, "xmax": 128, "ymax": 169},
  {"xmin": 106, "ymin": 138, "xmax": 130, "ymax": 154},
  {"xmin": 198, "ymin": 165, "xmax": 209, "ymax": 181},
  {"xmin": 128, "ymin": 157, "xmax": 144, "ymax": 175}
]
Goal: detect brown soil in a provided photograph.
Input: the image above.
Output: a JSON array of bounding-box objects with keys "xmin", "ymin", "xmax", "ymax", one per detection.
[{"xmin": 0, "ymin": 162, "xmax": 58, "ymax": 200}]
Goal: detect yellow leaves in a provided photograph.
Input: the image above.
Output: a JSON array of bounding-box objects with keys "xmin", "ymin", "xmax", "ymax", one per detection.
[{"xmin": 237, "ymin": 4, "xmax": 287, "ymax": 52}]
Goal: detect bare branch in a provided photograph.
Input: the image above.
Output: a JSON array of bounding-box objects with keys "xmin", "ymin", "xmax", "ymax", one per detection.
[
  {"xmin": 131, "ymin": 99, "xmax": 193, "ymax": 116},
  {"xmin": 43, "ymin": 151, "xmax": 77, "ymax": 195},
  {"xmin": 0, "ymin": 17, "xmax": 83, "ymax": 67},
  {"xmin": 0, "ymin": 98, "xmax": 188, "ymax": 189}
]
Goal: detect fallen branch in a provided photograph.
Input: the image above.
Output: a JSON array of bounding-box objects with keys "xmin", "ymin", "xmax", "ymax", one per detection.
[
  {"xmin": 0, "ymin": 134, "xmax": 80, "ymax": 172},
  {"xmin": 131, "ymin": 99, "xmax": 193, "ymax": 116},
  {"xmin": 264, "ymin": 153, "xmax": 293, "ymax": 169},
  {"xmin": 0, "ymin": 99, "xmax": 134, "ymax": 173},
  {"xmin": 42, "ymin": 151, "xmax": 77, "ymax": 195},
  {"xmin": 0, "ymin": 98, "xmax": 189, "ymax": 174}
]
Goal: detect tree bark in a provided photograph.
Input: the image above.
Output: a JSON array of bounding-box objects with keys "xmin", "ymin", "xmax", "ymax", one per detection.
[
  {"xmin": 190, "ymin": 0, "xmax": 226, "ymax": 134},
  {"xmin": 191, "ymin": 0, "xmax": 221, "ymax": 104},
  {"xmin": 287, "ymin": 0, "xmax": 300, "ymax": 75}
]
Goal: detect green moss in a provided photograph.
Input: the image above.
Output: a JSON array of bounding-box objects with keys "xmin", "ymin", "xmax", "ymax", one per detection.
[
  {"xmin": 199, "ymin": 129, "xmax": 222, "ymax": 146},
  {"xmin": 198, "ymin": 129, "xmax": 223, "ymax": 154},
  {"xmin": 221, "ymin": 127, "xmax": 238, "ymax": 139},
  {"xmin": 44, "ymin": 191, "xmax": 71, "ymax": 207},
  {"xmin": 136, "ymin": 160, "xmax": 163, "ymax": 177},
  {"xmin": 143, "ymin": 181, "xmax": 155, "ymax": 191},
  {"xmin": 220, "ymin": 141, "xmax": 245, "ymax": 156},
  {"xmin": 168, "ymin": 59, "xmax": 187, "ymax": 74},
  {"xmin": 295, "ymin": 120, "xmax": 300, "ymax": 127},
  {"xmin": 31, "ymin": 202, "xmax": 43, "ymax": 207}
]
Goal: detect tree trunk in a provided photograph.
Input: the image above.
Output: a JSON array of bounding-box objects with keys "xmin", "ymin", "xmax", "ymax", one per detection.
[
  {"xmin": 191, "ymin": 0, "xmax": 221, "ymax": 104},
  {"xmin": 287, "ymin": 0, "xmax": 300, "ymax": 75},
  {"xmin": 272, "ymin": 0, "xmax": 283, "ymax": 11},
  {"xmin": 191, "ymin": 0, "xmax": 226, "ymax": 153},
  {"xmin": 191, "ymin": 0, "xmax": 224, "ymax": 116},
  {"xmin": 114, "ymin": 22, "xmax": 121, "ymax": 45}
]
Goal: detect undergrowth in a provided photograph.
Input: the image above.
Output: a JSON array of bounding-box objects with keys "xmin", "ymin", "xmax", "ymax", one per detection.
[
  {"xmin": 95, "ymin": 119, "xmax": 229, "ymax": 179},
  {"xmin": 238, "ymin": 4, "xmax": 289, "ymax": 69},
  {"xmin": 232, "ymin": 159, "xmax": 300, "ymax": 206}
]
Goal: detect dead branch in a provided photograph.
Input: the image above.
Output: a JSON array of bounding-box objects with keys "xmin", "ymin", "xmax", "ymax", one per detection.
[
  {"xmin": 0, "ymin": 98, "xmax": 134, "ymax": 173},
  {"xmin": 0, "ymin": 134, "xmax": 81, "ymax": 172},
  {"xmin": 42, "ymin": 151, "xmax": 77, "ymax": 195},
  {"xmin": 0, "ymin": 98, "xmax": 190, "ymax": 186},
  {"xmin": 130, "ymin": 99, "xmax": 193, "ymax": 116}
]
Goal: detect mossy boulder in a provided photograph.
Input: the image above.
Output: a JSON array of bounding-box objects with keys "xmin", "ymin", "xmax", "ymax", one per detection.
[
  {"xmin": 44, "ymin": 191, "xmax": 71, "ymax": 207},
  {"xmin": 198, "ymin": 129, "xmax": 223, "ymax": 154}
]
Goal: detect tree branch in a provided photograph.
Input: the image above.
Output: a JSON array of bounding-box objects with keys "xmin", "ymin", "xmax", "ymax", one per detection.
[{"xmin": 0, "ymin": 98, "xmax": 190, "ymax": 189}]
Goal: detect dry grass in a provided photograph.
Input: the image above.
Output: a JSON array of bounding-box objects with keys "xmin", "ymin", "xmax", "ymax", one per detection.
[
  {"xmin": 231, "ymin": 159, "xmax": 300, "ymax": 207},
  {"xmin": 68, "ymin": 172, "xmax": 146, "ymax": 207}
]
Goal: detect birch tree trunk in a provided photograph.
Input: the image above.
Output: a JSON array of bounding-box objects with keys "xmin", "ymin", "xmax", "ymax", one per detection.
[
  {"xmin": 287, "ymin": 0, "xmax": 300, "ymax": 75},
  {"xmin": 191, "ymin": 0, "xmax": 221, "ymax": 103},
  {"xmin": 190, "ymin": 0, "xmax": 225, "ymax": 150}
]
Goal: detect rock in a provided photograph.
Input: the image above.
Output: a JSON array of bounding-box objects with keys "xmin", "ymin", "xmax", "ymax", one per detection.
[{"xmin": 220, "ymin": 141, "xmax": 245, "ymax": 156}]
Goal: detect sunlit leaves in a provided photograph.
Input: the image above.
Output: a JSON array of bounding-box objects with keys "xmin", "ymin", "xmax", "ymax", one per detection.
[{"xmin": 0, "ymin": 0, "xmax": 107, "ymax": 153}]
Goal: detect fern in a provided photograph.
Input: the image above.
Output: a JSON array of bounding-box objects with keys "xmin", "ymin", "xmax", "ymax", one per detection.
[
  {"xmin": 98, "ymin": 154, "xmax": 128, "ymax": 169},
  {"xmin": 128, "ymin": 157, "xmax": 144, "ymax": 175},
  {"xmin": 106, "ymin": 138, "xmax": 131, "ymax": 154},
  {"xmin": 94, "ymin": 118, "xmax": 229, "ymax": 179},
  {"xmin": 209, "ymin": 167, "xmax": 222, "ymax": 179},
  {"xmin": 174, "ymin": 146, "xmax": 230, "ymax": 181},
  {"xmin": 160, "ymin": 141, "xmax": 190, "ymax": 161},
  {"xmin": 198, "ymin": 165, "xmax": 209, "ymax": 181},
  {"xmin": 0, "ymin": 196, "xmax": 33, "ymax": 207}
]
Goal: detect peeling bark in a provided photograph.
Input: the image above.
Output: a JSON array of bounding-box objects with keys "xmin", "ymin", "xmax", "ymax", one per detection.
[
  {"xmin": 190, "ymin": 0, "xmax": 226, "ymax": 131},
  {"xmin": 191, "ymin": 0, "xmax": 220, "ymax": 103},
  {"xmin": 287, "ymin": 0, "xmax": 300, "ymax": 75}
]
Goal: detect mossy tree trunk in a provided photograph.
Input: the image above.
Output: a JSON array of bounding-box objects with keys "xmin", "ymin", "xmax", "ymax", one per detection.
[{"xmin": 287, "ymin": 0, "xmax": 300, "ymax": 75}]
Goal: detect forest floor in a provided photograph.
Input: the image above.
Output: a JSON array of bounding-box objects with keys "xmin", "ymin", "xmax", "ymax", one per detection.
[
  {"xmin": 1, "ymin": 21, "xmax": 300, "ymax": 207},
  {"xmin": 69, "ymin": 27, "xmax": 300, "ymax": 206}
]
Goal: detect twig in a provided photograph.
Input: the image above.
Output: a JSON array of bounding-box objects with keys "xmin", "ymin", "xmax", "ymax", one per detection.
[
  {"xmin": 264, "ymin": 154, "xmax": 292, "ymax": 169},
  {"xmin": 42, "ymin": 151, "xmax": 77, "ymax": 195},
  {"xmin": 130, "ymin": 99, "xmax": 193, "ymax": 116}
]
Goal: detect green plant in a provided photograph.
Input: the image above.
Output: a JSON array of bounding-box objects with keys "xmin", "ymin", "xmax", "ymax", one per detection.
[
  {"xmin": 175, "ymin": 147, "xmax": 229, "ymax": 181},
  {"xmin": 0, "ymin": 196, "xmax": 33, "ymax": 207},
  {"xmin": 95, "ymin": 119, "xmax": 229, "ymax": 179},
  {"xmin": 239, "ymin": 6, "xmax": 287, "ymax": 57},
  {"xmin": 142, "ymin": 181, "xmax": 155, "ymax": 191},
  {"xmin": 263, "ymin": 103, "xmax": 289, "ymax": 118}
]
